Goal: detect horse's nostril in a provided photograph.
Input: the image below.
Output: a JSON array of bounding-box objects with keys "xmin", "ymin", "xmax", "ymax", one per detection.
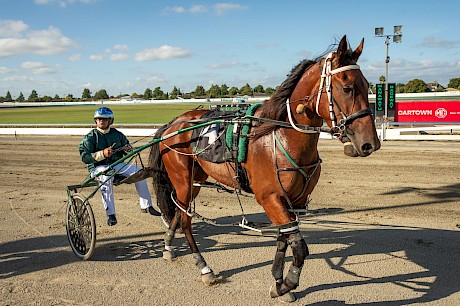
[{"xmin": 361, "ymin": 143, "xmax": 373, "ymax": 153}]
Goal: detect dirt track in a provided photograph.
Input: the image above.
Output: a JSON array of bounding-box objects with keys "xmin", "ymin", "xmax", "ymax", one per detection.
[{"xmin": 1, "ymin": 135, "xmax": 459, "ymax": 305}]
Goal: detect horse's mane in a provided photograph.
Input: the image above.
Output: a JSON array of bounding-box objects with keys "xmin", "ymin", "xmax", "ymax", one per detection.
[
  {"xmin": 252, "ymin": 38, "xmax": 351, "ymax": 139},
  {"xmin": 251, "ymin": 59, "xmax": 315, "ymax": 139}
]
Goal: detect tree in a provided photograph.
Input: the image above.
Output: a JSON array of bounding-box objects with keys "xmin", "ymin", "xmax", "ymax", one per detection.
[
  {"xmin": 152, "ymin": 87, "xmax": 164, "ymax": 100},
  {"xmin": 228, "ymin": 86, "xmax": 239, "ymax": 96},
  {"xmin": 265, "ymin": 87, "xmax": 275, "ymax": 96},
  {"xmin": 82, "ymin": 88, "xmax": 92, "ymax": 100},
  {"xmin": 396, "ymin": 83, "xmax": 405, "ymax": 93},
  {"xmin": 404, "ymin": 79, "xmax": 428, "ymax": 93},
  {"xmin": 5, "ymin": 91, "xmax": 13, "ymax": 102},
  {"xmin": 143, "ymin": 88, "xmax": 152, "ymax": 100},
  {"xmin": 17, "ymin": 92, "xmax": 25, "ymax": 102},
  {"xmin": 240, "ymin": 83, "xmax": 253, "ymax": 96},
  {"xmin": 193, "ymin": 85, "xmax": 206, "ymax": 97},
  {"xmin": 170, "ymin": 86, "xmax": 182, "ymax": 99},
  {"xmin": 53, "ymin": 94, "xmax": 60, "ymax": 101},
  {"xmin": 93, "ymin": 89, "xmax": 109, "ymax": 100},
  {"xmin": 65, "ymin": 94, "xmax": 74, "ymax": 102},
  {"xmin": 435, "ymin": 86, "xmax": 445, "ymax": 92},
  {"xmin": 220, "ymin": 84, "xmax": 229, "ymax": 97},
  {"xmin": 207, "ymin": 84, "xmax": 221, "ymax": 98},
  {"xmin": 447, "ymin": 78, "xmax": 460, "ymax": 89},
  {"xmin": 28, "ymin": 90, "xmax": 39, "ymax": 102},
  {"xmin": 253, "ymin": 84, "xmax": 264, "ymax": 94}
]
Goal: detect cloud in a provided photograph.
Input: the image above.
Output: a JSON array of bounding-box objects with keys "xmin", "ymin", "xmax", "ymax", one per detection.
[
  {"xmin": 0, "ymin": 20, "xmax": 28, "ymax": 38},
  {"xmin": 3, "ymin": 75, "xmax": 30, "ymax": 82},
  {"xmin": 89, "ymin": 54, "xmax": 103, "ymax": 61},
  {"xmin": 21, "ymin": 61, "xmax": 56, "ymax": 74},
  {"xmin": 0, "ymin": 66, "xmax": 12, "ymax": 74},
  {"xmin": 206, "ymin": 61, "xmax": 240, "ymax": 69},
  {"xmin": 110, "ymin": 53, "xmax": 129, "ymax": 61},
  {"xmin": 21, "ymin": 61, "xmax": 45, "ymax": 69},
  {"xmin": 135, "ymin": 45, "xmax": 192, "ymax": 61},
  {"xmin": 296, "ymin": 50, "xmax": 312, "ymax": 59},
  {"xmin": 190, "ymin": 5, "xmax": 208, "ymax": 14},
  {"xmin": 141, "ymin": 75, "xmax": 168, "ymax": 84},
  {"xmin": 163, "ymin": 3, "xmax": 246, "ymax": 15},
  {"xmin": 0, "ymin": 21, "xmax": 75, "ymax": 58},
  {"xmin": 163, "ymin": 6, "xmax": 186, "ymax": 14},
  {"xmin": 34, "ymin": 0, "xmax": 98, "ymax": 8},
  {"xmin": 68, "ymin": 54, "xmax": 81, "ymax": 61},
  {"xmin": 113, "ymin": 44, "xmax": 129, "ymax": 51},
  {"xmin": 418, "ymin": 36, "xmax": 460, "ymax": 49},
  {"xmin": 213, "ymin": 3, "xmax": 248, "ymax": 15}
]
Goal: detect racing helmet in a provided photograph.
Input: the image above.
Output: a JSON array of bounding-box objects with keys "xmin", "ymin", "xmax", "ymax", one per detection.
[{"xmin": 94, "ymin": 107, "xmax": 114, "ymax": 125}]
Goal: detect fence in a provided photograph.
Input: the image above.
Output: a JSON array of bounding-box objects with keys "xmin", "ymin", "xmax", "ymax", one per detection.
[{"xmin": 1, "ymin": 124, "xmax": 460, "ymax": 141}]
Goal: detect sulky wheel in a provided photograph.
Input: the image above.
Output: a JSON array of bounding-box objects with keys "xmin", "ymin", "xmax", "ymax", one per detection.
[{"xmin": 66, "ymin": 193, "xmax": 96, "ymax": 260}]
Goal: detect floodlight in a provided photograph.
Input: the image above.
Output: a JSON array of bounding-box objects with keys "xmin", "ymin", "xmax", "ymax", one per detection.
[
  {"xmin": 394, "ymin": 25, "xmax": 403, "ymax": 34},
  {"xmin": 375, "ymin": 27, "xmax": 384, "ymax": 36},
  {"xmin": 393, "ymin": 34, "xmax": 402, "ymax": 43}
]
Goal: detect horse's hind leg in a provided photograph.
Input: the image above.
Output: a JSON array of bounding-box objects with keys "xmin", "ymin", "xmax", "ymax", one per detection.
[
  {"xmin": 163, "ymin": 209, "xmax": 181, "ymax": 261},
  {"xmin": 181, "ymin": 213, "xmax": 219, "ymax": 285},
  {"xmin": 270, "ymin": 231, "xmax": 309, "ymax": 299}
]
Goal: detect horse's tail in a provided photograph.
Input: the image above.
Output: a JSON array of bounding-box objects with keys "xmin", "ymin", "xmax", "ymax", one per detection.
[{"xmin": 148, "ymin": 124, "xmax": 176, "ymax": 224}]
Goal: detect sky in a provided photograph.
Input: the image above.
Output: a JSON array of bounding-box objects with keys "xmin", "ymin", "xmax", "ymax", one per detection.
[{"xmin": 1, "ymin": 0, "xmax": 460, "ymax": 98}]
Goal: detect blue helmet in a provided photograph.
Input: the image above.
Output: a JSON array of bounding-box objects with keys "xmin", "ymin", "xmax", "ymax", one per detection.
[
  {"xmin": 94, "ymin": 107, "xmax": 114, "ymax": 119},
  {"xmin": 94, "ymin": 107, "xmax": 114, "ymax": 125}
]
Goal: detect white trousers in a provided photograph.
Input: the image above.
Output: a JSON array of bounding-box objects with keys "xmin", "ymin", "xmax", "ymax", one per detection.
[{"xmin": 92, "ymin": 163, "xmax": 152, "ymax": 216}]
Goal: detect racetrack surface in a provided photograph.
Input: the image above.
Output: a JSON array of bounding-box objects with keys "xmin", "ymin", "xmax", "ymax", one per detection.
[{"xmin": 1, "ymin": 136, "xmax": 459, "ymax": 305}]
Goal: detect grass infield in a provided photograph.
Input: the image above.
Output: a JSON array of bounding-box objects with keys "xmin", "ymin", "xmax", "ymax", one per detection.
[{"xmin": 0, "ymin": 103, "xmax": 204, "ymax": 124}]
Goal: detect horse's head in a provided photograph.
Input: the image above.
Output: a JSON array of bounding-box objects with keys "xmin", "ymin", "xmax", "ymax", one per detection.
[
  {"xmin": 318, "ymin": 35, "xmax": 380, "ymax": 157},
  {"xmin": 291, "ymin": 35, "xmax": 380, "ymax": 157}
]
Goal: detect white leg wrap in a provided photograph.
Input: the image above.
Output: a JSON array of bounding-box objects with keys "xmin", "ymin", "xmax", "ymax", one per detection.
[
  {"xmin": 201, "ymin": 266, "xmax": 212, "ymax": 275},
  {"xmin": 165, "ymin": 245, "xmax": 174, "ymax": 252}
]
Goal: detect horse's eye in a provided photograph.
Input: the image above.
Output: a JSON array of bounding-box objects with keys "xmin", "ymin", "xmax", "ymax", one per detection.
[{"xmin": 343, "ymin": 85, "xmax": 353, "ymax": 94}]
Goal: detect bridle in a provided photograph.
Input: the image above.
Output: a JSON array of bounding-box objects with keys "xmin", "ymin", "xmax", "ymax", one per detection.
[{"xmin": 315, "ymin": 52, "xmax": 373, "ymax": 138}]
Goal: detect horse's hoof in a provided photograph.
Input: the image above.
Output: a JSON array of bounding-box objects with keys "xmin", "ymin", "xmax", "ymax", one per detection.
[
  {"xmin": 278, "ymin": 292, "xmax": 297, "ymax": 303},
  {"xmin": 270, "ymin": 284, "xmax": 297, "ymax": 302},
  {"xmin": 201, "ymin": 272, "xmax": 220, "ymax": 286},
  {"xmin": 269, "ymin": 282, "xmax": 280, "ymax": 298},
  {"xmin": 162, "ymin": 250, "xmax": 176, "ymax": 261}
]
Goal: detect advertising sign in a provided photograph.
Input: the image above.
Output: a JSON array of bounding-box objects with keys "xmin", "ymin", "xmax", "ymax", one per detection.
[
  {"xmin": 375, "ymin": 84, "xmax": 385, "ymax": 117},
  {"xmin": 388, "ymin": 83, "xmax": 396, "ymax": 118},
  {"xmin": 395, "ymin": 101, "xmax": 460, "ymax": 122}
]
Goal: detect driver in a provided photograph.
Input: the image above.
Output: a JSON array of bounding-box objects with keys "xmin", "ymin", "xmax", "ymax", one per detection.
[{"xmin": 79, "ymin": 107, "xmax": 161, "ymax": 226}]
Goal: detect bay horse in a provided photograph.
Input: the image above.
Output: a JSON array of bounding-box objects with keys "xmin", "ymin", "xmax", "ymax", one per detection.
[{"xmin": 148, "ymin": 35, "xmax": 380, "ymax": 300}]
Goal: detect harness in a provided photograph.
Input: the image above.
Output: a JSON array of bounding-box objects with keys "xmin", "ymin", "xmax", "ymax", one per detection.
[{"xmin": 169, "ymin": 52, "xmax": 374, "ymax": 235}]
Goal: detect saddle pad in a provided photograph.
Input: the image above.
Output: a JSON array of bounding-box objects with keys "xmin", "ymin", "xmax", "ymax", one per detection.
[{"xmin": 191, "ymin": 110, "xmax": 233, "ymax": 163}]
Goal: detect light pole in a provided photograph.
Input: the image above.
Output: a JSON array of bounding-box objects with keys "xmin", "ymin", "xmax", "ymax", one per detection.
[{"xmin": 375, "ymin": 25, "xmax": 403, "ymax": 122}]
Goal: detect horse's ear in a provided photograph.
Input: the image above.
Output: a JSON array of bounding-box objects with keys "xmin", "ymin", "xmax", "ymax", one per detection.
[
  {"xmin": 352, "ymin": 38, "xmax": 364, "ymax": 62},
  {"xmin": 337, "ymin": 35, "xmax": 348, "ymax": 64}
]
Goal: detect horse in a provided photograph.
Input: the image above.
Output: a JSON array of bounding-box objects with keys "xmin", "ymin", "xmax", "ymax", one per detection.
[{"xmin": 147, "ymin": 35, "xmax": 380, "ymax": 300}]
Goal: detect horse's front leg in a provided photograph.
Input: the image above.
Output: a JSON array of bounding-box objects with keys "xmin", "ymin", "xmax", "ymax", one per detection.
[
  {"xmin": 271, "ymin": 234, "xmax": 288, "ymax": 284},
  {"xmin": 270, "ymin": 231, "xmax": 309, "ymax": 299},
  {"xmin": 181, "ymin": 213, "xmax": 219, "ymax": 285}
]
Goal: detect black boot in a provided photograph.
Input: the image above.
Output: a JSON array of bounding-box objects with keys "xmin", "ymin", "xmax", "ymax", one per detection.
[
  {"xmin": 147, "ymin": 206, "xmax": 161, "ymax": 216},
  {"xmin": 107, "ymin": 214, "xmax": 117, "ymax": 226}
]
